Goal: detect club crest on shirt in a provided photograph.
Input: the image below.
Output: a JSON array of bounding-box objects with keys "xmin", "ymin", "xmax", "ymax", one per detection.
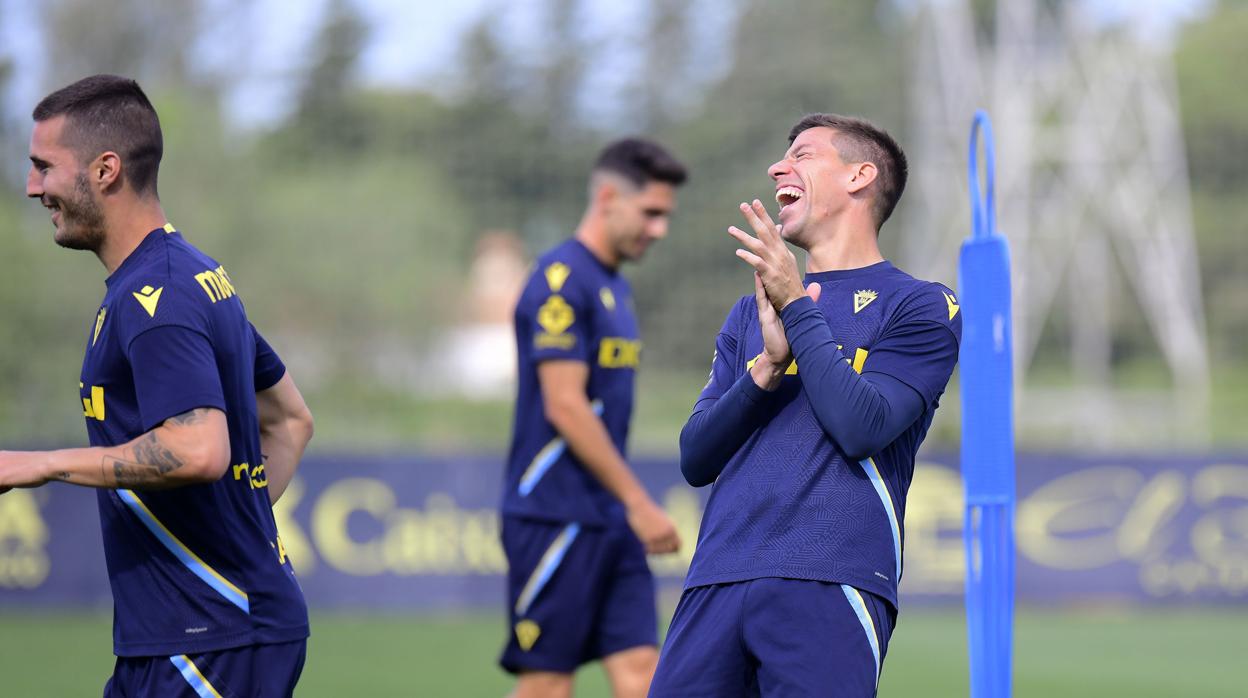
[
  {"xmin": 544, "ymin": 262, "xmax": 571, "ymax": 292},
  {"xmin": 599, "ymin": 287, "xmax": 616, "ymax": 311},
  {"xmin": 515, "ymin": 619, "xmax": 541, "ymax": 651},
  {"xmin": 853, "ymin": 289, "xmax": 878, "ymax": 314},
  {"xmin": 132, "ymin": 285, "xmax": 164, "ymax": 318},
  {"xmin": 92, "ymin": 307, "xmax": 107, "ymax": 346}
]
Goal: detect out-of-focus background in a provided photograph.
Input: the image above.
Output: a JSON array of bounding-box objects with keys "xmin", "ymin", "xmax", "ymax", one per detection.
[{"xmin": 1, "ymin": 0, "xmax": 1246, "ymax": 695}]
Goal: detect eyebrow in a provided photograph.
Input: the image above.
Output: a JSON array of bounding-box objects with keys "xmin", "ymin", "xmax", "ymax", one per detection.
[{"xmin": 29, "ymin": 155, "xmax": 50, "ymax": 168}]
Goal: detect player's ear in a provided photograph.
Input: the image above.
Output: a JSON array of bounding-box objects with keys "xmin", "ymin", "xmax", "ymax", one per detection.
[
  {"xmin": 93, "ymin": 151, "xmax": 123, "ymax": 192},
  {"xmin": 846, "ymin": 161, "xmax": 877, "ymax": 195}
]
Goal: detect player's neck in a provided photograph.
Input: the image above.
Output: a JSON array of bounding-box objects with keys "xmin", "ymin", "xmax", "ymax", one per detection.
[
  {"xmin": 97, "ymin": 199, "xmax": 169, "ymax": 274},
  {"xmin": 574, "ymin": 214, "xmax": 620, "ymax": 270},
  {"xmin": 802, "ymin": 218, "xmax": 883, "ymax": 273}
]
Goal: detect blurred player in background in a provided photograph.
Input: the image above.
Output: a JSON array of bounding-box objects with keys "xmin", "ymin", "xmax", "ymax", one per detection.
[
  {"xmin": 501, "ymin": 138, "xmax": 687, "ymax": 698},
  {"xmin": 649, "ymin": 114, "xmax": 962, "ymax": 697},
  {"xmin": 0, "ymin": 74, "xmax": 314, "ymax": 697}
]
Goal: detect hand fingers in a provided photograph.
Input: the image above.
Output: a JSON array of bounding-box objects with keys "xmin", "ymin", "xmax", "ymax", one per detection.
[
  {"xmin": 750, "ymin": 199, "xmax": 779, "ymax": 238},
  {"xmin": 806, "ymin": 282, "xmax": 821, "ymax": 303},
  {"xmin": 734, "ymin": 248, "xmax": 764, "ymax": 269},
  {"xmin": 733, "ymin": 202, "xmax": 773, "ymax": 245},
  {"xmin": 727, "ymin": 225, "xmax": 764, "ymax": 253}
]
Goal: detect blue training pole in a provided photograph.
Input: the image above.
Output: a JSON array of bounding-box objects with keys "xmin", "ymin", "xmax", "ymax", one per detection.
[{"xmin": 959, "ymin": 110, "xmax": 1015, "ymax": 698}]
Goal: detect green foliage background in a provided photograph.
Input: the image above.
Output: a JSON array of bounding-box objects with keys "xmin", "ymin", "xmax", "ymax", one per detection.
[{"xmin": 1, "ymin": 0, "xmax": 1244, "ymax": 451}]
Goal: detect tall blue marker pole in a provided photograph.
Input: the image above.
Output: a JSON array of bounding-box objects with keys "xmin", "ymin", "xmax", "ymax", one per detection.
[{"xmin": 959, "ymin": 110, "xmax": 1015, "ymax": 698}]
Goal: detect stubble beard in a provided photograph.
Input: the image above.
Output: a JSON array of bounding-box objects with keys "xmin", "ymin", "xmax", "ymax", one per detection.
[{"xmin": 52, "ymin": 172, "xmax": 107, "ymax": 253}]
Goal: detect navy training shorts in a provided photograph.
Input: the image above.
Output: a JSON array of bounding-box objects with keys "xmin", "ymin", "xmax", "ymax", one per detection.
[
  {"xmin": 649, "ymin": 578, "xmax": 895, "ymax": 697},
  {"xmin": 103, "ymin": 639, "xmax": 306, "ymax": 697},
  {"xmin": 500, "ymin": 515, "xmax": 658, "ymax": 674}
]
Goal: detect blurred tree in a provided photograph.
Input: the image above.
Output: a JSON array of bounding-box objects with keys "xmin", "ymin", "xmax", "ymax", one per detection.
[
  {"xmin": 632, "ymin": 0, "xmax": 909, "ymax": 371},
  {"xmin": 290, "ymin": 0, "xmax": 371, "ymax": 153},
  {"xmin": 41, "ymin": 0, "xmax": 200, "ymax": 88},
  {"xmin": 634, "ymin": 0, "xmax": 694, "ymax": 131},
  {"xmin": 1174, "ymin": 0, "xmax": 1248, "ymax": 363}
]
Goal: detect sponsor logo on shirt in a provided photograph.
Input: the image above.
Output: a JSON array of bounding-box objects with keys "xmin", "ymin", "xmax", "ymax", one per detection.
[
  {"xmin": 80, "ymin": 382, "xmax": 105, "ymax": 421},
  {"xmin": 598, "ymin": 338, "xmax": 641, "ymax": 369},
  {"xmin": 194, "ymin": 265, "xmax": 237, "ymax": 304},
  {"xmin": 535, "ymin": 295, "xmax": 577, "ymax": 349},
  {"xmin": 746, "ymin": 346, "xmax": 870, "ymax": 375}
]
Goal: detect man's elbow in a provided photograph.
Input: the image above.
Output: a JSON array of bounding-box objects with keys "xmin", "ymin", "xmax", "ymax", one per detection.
[
  {"xmin": 182, "ymin": 439, "xmax": 231, "ymax": 483},
  {"xmin": 542, "ymin": 394, "xmax": 580, "ymax": 432},
  {"xmin": 837, "ymin": 434, "xmax": 882, "ymax": 463},
  {"xmin": 679, "ymin": 456, "xmax": 716, "ymax": 488},
  {"xmin": 295, "ymin": 406, "xmax": 315, "ymax": 446},
  {"xmin": 678, "ymin": 428, "xmax": 715, "ymax": 487}
]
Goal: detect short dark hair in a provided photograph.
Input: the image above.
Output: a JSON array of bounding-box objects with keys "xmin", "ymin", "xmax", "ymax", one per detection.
[
  {"xmin": 33, "ymin": 74, "xmax": 163, "ymax": 197},
  {"xmin": 593, "ymin": 138, "xmax": 688, "ymax": 189},
  {"xmin": 789, "ymin": 113, "xmax": 908, "ymax": 229}
]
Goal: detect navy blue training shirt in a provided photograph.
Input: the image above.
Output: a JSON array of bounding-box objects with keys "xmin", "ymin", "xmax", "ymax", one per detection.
[
  {"xmin": 78, "ymin": 225, "xmax": 308, "ymax": 656},
  {"xmin": 502, "ymin": 239, "xmax": 640, "ymax": 527},
  {"xmin": 682, "ymin": 261, "xmax": 961, "ymax": 609}
]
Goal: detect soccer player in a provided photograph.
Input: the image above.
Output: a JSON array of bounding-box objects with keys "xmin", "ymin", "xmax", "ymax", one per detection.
[
  {"xmin": 500, "ymin": 138, "xmax": 687, "ymax": 698},
  {"xmin": 648, "ymin": 114, "xmax": 962, "ymax": 697},
  {"xmin": 0, "ymin": 75, "xmax": 314, "ymax": 696}
]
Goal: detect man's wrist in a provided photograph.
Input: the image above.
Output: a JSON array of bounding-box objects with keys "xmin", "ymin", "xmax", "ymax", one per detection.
[{"xmin": 750, "ymin": 356, "xmax": 789, "ymax": 391}]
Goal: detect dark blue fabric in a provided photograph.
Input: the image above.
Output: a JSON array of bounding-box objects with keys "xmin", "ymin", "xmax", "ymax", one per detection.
[
  {"xmin": 502, "ymin": 239, "xmax": 640, "ymax": 526},
  {"xmin": 499, "ymin": 516, "xmax": 657, "ymax": 673},
  {"xmin": 679, "ymin": 261, "xmax": 961, "ymax": 609},
  {"xmin": 779, "ymin": 296, "xmax": 930, "ymax": 460},
  {"xmin": 650, "ymin": 579, "xmax": 894, "ymax": 698},
  {"xmin": 103, "ymin": 639, "xmax": 306, "ymax": 697},
  {"xmin": 80, "ymin": 228, "xmax": 308, "ymax": 656},
  {"xmin": 251, "ymin": 324, "xmax": 286, "ymax": 392}
]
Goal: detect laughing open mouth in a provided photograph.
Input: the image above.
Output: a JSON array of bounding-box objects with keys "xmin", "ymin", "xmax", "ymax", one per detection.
[{"xmin": 775, "ymin": 186, "xmax": 804, "ymax": 209}]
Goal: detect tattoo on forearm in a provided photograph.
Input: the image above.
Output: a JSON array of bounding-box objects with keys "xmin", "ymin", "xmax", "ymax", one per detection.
[{"xmin": 103, "ymin": 432, "xmax": 185, "ymax": 487}]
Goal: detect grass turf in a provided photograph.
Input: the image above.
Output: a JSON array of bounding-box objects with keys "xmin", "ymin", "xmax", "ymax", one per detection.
[{"xmin": 0, "ymin": 608, "xmax": 1243, "ymax": 696}]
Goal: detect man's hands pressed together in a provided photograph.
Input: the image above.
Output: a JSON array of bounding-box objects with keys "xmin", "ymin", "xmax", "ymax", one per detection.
[{"xmin": 729, "ymin": 200, "xmax": 820, "ymax": 391}]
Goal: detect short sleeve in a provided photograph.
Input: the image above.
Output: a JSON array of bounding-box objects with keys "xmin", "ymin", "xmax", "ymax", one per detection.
[
  {"xmin": 252, "ymin": 323, "xmax": 287, "ymax": 391},
  {"xmin": 861, "ymin": 285, "xmax": 962, "ymax": 406},
  {"xmin": 127, "ymin": 325, "xmax": 226, "ymax": 432},
  {"xmin": 693, "ymin": 297, "xmax": 749, "ymax": 411},
  {"xmin": 519, "ymin": 263, "xmax": 594, "ymax": 364}
]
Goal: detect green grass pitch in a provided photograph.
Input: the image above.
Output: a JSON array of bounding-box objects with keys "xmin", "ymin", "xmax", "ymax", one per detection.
[{"xmin": 0, "ymin": 608, "xmax": 1242, "ymax": 696}]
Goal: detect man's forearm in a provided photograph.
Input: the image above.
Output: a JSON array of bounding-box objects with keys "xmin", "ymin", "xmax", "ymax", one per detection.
[
  {"xmin": 548, "ymin": 400, "xmax": 650, "ymax": 508},
  {"xmin": 1, "ymin": 408, "xmax": 229, "ymax": 491},
  {"xmin": 261, "ymin": 418, "xmax": 313, "ymax": 504},
  {"xmin": 679, "ymin": 371, "xmax": 777, "ymax": 486},
  {"xmin": 779, "ymin": 298, "xmax": 925, "ymax": 459}
]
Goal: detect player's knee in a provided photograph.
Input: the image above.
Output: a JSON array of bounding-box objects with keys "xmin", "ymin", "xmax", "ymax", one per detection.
[
  {"xmin": 514, "ymin": 671, "xmax": 573, "ymax": 698},
  {"xmin": 604, "ymin": 648, "xmax": 659, "ymax": 698}
]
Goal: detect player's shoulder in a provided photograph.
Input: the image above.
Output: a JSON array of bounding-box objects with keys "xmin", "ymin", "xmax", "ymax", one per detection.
[
  {"xmin": 110, "ymin": 232, "xmax": 231, "ymax": 334},
  {"xmin": 883, "ymin": 264, "xmax": 962, "ymax": 333},
  {"xmin": 525, "ymin": 239, "xmax": 599, "ymax": 299}
]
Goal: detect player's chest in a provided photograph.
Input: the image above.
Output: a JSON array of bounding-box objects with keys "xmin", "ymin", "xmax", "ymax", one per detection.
[
  {"xmin": 589, "ymin": 283, "xmax": 640, "ymax": 371},
  {"xmin": 742, "ymin": 284, "xmax": 893, "ymax": 374},
  {"xmin": 78, "ymin": 300, "xmax": 134, "ymax": 425}
]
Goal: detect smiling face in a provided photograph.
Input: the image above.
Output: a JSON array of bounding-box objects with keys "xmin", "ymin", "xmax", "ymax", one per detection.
[
  {"xmin": 767, "ymin": 126, "xmax": 862, "ymax": 246},
  {"xmin": 26, "ymin": 116, "xmax": 107, "ymax": 252}
]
